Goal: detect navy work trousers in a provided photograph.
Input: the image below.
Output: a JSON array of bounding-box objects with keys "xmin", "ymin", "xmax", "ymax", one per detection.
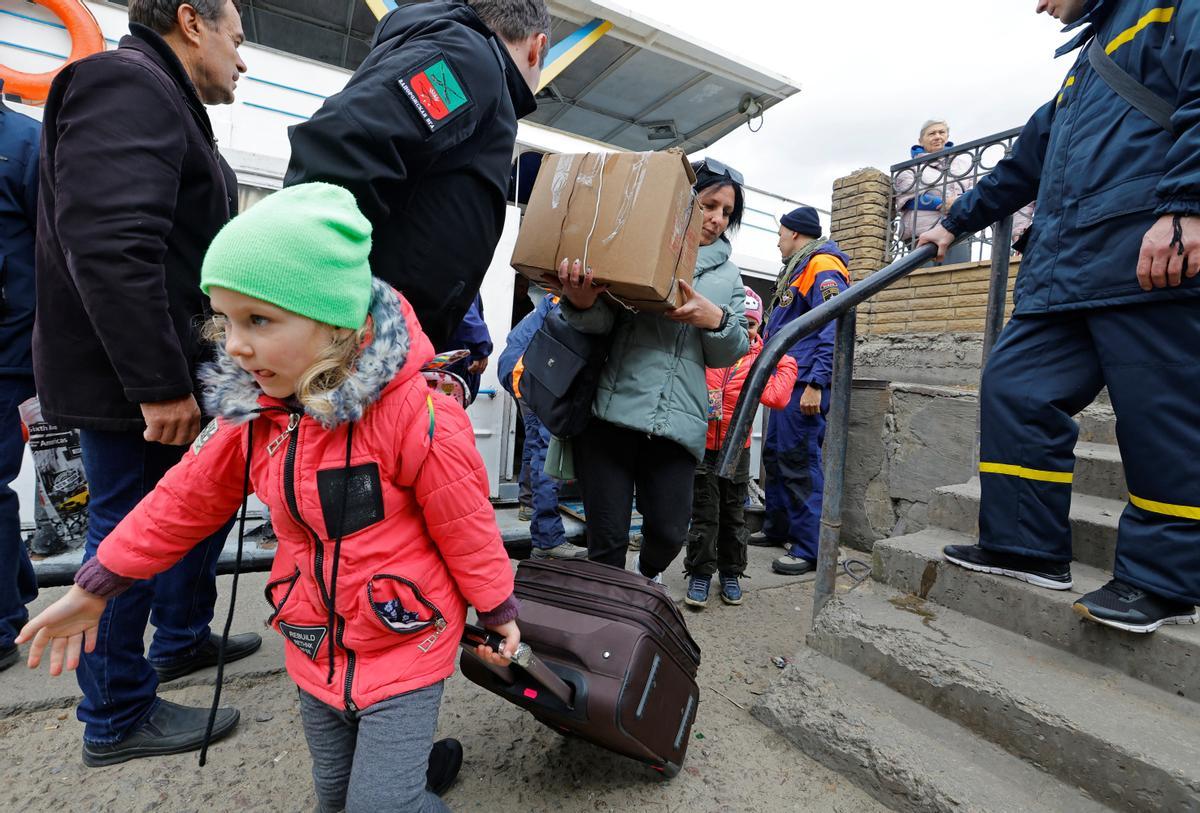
[
  {"xmin": 0, "ymin": 376, "xmax": 36, "ymax": 648},
  {"xmin": 762, "ymin": 384, "xmax": 830, "ymax": 562},
  {"xmin": 75, "ymin": 428, "xmax": 233, "ymax": 745},
  {"xmin": 978, "ymin": 299, "xmax": 1200, "ymax": 604}
]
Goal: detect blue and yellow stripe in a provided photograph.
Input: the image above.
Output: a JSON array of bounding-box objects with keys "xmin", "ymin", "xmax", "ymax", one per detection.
[
  {"xmin": 364, "ymin": 0, "xmax": 398, "ymax": 21},
  {"xmin": 539, "ymin": 18, "xmax": 612, "ymax": 91}
]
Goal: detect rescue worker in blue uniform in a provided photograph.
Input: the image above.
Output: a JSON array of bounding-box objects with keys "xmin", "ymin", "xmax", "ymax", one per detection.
[
  {"xmin": 756, "ymin": 206, "xmax": 851, "ymax": 576},
  {"xmin": 921, "ymin": 0, "xmax": 1200, "ymax": 633},
  {"xmin": 284, "ymin": 0, "xmax": 545, "ymax": 347}
]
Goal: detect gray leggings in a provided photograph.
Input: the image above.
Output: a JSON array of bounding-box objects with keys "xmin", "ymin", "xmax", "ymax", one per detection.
[{"xmin": 298, "ymin": 682, "xmax": 450, "ymax": 813}]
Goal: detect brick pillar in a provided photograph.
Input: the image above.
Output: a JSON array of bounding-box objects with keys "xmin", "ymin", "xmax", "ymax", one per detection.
[{"xmin": 829, "ymin": 169, "xmax": 891, "ymax": 281}]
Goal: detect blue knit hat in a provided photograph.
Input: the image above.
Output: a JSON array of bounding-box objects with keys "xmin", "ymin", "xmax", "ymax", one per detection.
[{"xmin": 780, "ymin": 206, "xmax": 822, "ymax": 238}]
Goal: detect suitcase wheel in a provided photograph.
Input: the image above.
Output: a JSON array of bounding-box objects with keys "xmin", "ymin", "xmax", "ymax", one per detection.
[{"xmin": 654, "ymin": 761, "xmax": 681, "ymax": 780}]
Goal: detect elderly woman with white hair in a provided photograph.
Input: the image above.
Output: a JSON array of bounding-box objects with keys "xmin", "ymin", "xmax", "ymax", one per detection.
[{"xmin": 894, "ymin": 119, "xmax": 974, "ymax": 264}]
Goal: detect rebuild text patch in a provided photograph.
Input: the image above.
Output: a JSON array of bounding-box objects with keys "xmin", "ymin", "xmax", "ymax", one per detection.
[
  {"xmin": 397, "ymin": 53, "xmax": 471, "ymax": 132},
  {"xmin": 279, "ymin": 622, "xmax": 327, "ymax": 660}
]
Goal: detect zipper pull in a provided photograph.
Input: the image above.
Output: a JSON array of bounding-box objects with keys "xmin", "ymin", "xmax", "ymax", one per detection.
[
  {"xmin": 418, "ymin": 617, "xmax": 448, "ymax": 653},
  {"xmin": 267, "ymin": 413, "xmax": 301, "ymax": 456}
]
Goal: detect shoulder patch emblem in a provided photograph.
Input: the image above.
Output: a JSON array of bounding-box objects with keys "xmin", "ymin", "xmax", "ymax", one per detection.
[
  {"xmin": 191, "ymin": 420, "xmax": 219, "ymax": 456},
  {"xmin": 279, "ymin": 622, "xmax": 327, "ymax": 660},
  {"xmin": 397, "ymin": 53, "xmax": 472, "ymax": 132},
  {"xmin": 819, "ymin": 279, "xmax": 841, "ymax": 302},
  {"xmin": 779, "ymin": 289, "xmax": 795, "ymax": 308}
]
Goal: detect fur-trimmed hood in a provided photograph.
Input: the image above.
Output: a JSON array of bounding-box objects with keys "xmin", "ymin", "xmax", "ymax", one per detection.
[{"xmin": 199, "ymin": 279, "xmax": 435, "ymax": 427}]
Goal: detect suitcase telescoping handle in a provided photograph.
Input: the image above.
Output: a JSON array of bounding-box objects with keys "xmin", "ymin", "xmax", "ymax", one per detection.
[{"xmin": 460, "ymin": 623, "xmax": 575, "ymax": 709}]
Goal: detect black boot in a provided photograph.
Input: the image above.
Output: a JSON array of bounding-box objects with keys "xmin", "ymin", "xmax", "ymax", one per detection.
[
  {"xmin": 426, "ymin": 738, "xmax": 463, "ymax": 795},
  {"xmin": 153, "ymin": 632, "xmax": 263, "ymax": 683}
]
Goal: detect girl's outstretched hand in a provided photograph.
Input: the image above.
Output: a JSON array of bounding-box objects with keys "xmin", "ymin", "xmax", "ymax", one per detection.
[
  {"xmin": 15, "ymin": 586, "xmax": 108, "ymax": 676},
  {"xmin": 474, "ymin": 619, "xmax": 521, "ymax": 667}
]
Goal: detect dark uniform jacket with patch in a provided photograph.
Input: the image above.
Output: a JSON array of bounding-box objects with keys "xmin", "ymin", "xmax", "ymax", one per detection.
[
  {"xmin": 33, "ymin": 25, "xmax": 236, "ymax": 430},
  {"xmin": 943, "ymin": 0, "xmax": 1200, "ymax": 313},
  {"xmin": 284, "ymin": 1, "xmax": 537, "ymax": 348}
]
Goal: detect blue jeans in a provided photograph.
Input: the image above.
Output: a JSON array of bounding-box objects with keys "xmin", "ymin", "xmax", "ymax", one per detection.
[
  {"xmin": 763, "ymin": 385, "xmax": 830, "ymax": 562},
  {"xmin": 0, "ymin": 376, "xmax": 37, "ymax": 648},
  {"xmin": 75, "ymin": 428, "xmax": 233, "ymax": 744},
  {"xmin": 521, "ymin": 406, "xmax": 564, "ymax": 550}
]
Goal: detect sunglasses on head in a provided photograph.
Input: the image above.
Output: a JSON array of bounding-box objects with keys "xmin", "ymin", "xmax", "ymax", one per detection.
[{"xmin": 692, "ymin": 157, "xmax": 744, "ymax": 187}]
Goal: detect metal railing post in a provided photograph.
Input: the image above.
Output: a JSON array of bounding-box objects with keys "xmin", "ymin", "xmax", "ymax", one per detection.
[
  {"xmin": 975, "ymin": 214, "xmax": 1014, "ymax": 466},
  {"xmin": 812, "ymin": 308, "xmax": 856, "ymax": 623}
]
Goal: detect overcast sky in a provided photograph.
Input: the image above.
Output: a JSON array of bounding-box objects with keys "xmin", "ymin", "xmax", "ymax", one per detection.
[{"xmin": 636, "ymin": 0, "xmax": 1075, "ymax": 210}]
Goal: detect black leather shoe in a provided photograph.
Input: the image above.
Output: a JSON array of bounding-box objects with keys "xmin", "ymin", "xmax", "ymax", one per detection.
[
  {"xmin": 426, "ymin": 738, "xmax": 463, "ymax": 796},
  {"xmin": 82, "ymin": 699, "xmax": 239, "ymax": 767},
  {"xmin": 0, "ymin": 643, "xmax": 18, "ymax": 672},
  {"xmin": 153, "ymin": 632, "xmax": 263, "ymax": 683}
]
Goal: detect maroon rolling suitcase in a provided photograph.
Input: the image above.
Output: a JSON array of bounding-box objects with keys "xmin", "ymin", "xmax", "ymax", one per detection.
[{"xmin": 459, "ymin": 558, "xmax": 701, "ymax": 777}]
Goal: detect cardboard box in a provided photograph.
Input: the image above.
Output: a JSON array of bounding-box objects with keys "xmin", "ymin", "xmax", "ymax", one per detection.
[{"xmin": 511, "ymin": 150, "xmax": 703, "ymax": 311}]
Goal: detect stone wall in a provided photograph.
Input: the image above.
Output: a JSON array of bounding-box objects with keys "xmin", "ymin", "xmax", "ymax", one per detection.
[{"xmin": 842, "ymin": 382, "xmax": 978, "ymax": 550}]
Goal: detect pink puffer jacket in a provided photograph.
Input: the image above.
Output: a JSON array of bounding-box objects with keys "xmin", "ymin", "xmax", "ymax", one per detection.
[{"xmin": 94, "ymin": 281, "xmax": 514, "ymax": 711}]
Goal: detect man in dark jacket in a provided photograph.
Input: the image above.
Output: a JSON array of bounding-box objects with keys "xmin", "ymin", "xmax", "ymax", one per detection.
[
  {"xmin": 0, "ymin": 79, "xmax": 40, "ymax": 673},
  {"xmin": 33, "ymin": 0, "xmax": 261, "ymax": 765},
  {"xmin": 754, "ymin": 206, "xmax": 851, "ymax": 577},
  {"xmin": 284, "ymin": 0, "xmax": 546, "ymax": 347},
  {"xmin": 921, "ymin": 0, "xmax": 1200, "ymax": 633}
]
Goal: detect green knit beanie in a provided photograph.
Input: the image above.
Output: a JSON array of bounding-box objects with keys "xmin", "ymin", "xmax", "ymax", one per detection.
[{"xmin": 201, "ymin": 182, "xmax": 372, "ymax": 329}]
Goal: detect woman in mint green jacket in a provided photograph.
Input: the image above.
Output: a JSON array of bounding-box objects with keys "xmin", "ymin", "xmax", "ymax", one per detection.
[{"xmin": 558, "ymin": 160, "xmax": 749, "ymax": 581}]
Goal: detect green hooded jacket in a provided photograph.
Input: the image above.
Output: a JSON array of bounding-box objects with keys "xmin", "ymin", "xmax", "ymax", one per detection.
[{"xmin": 559, "ymin": 238, "xmax": 748, "ymax": 461}]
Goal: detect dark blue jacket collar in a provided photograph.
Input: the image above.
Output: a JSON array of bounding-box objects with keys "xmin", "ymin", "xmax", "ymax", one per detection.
[{"xmin": 1056, "ymin": 0, "xmax": 1112, "ymax": 57}]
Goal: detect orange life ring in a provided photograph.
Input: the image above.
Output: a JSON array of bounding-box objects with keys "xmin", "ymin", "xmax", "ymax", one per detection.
[{"xmin": 0, "ymin": 0, "xmax": 105, "ymax": 105}]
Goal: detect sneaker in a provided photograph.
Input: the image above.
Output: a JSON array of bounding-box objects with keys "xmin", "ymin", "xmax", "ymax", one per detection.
[
  {"xmin": 632, "ymin": 554, "xmax": 663, "ymax": 585},
  {"xmin": 152, "ymin": 632, "xmax": 263, "ymax": 683},
  {"xmin": 684, "ymin": 575, "xmax": 710, "ymax": 608},
  {"xmin": 426, "ymin": 738, "xmax": 463, "ymax": 796},
  {"xmin": 943, "ymin": 544, "xmax": 1073, "ymax": 590},
  {"xmin": 1073, "ymin": 579, "xmax": 1198, "ymax": 634},
  {"xmin": 771, "ymin": 554, "xmax": 814, "ymax": 576},
  {"xmin": 719, "ymin": 573, "xmax": 743, "ymax": 605},
  {"xmin": 747, "ymin": 531, "xmax": 781, "ymax": 548},
  {"xmin": 517, "ymin": 505, "xmax": 533, "ymax": 522},
  {"xmin": 82, "ymin": 699, "xmax": 239, "ymax": 767},
  {"xmin": 628, "ymin": 532, "xmax": 643, "ymax": 551},
  {"xmin": 26, "ymin": 525, "xmax": 68, "ymax": 559},
  {"xmin": 530, "ymin": 541, "xmax": 588, "ymax": 560}
]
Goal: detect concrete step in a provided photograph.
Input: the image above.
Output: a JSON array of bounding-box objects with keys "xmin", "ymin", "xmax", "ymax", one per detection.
[
  {"xmin": 752, "ymin": 649, "xmax": 1108, "ymax": 813},
  {"xmin": 928, "ymin": 479, "xmax": 1121, "ymax": 572},
  {"xmin": 1073, "ymin": 442, "xmax": 1126, "ymax": 502},
  {"xmin": 809, "ymin": 585, "xmax": 1200, "ymax": 812},
  {"xmin": 873, "ymin": 527, "xmax": 1200, "ymax": 701},
  {"xmin": 1076, "ymin": 401, "xmax": 1117, "ymax": 445}
]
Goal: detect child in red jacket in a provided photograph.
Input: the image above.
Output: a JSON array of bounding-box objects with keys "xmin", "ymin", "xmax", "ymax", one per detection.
[
  {"xmin": 17, "ymin": 184, "xmax": 517, "ymax": 812},
  {"xmin": 684, "ymin": 288, "xmax": 797, "ymax": 608}
]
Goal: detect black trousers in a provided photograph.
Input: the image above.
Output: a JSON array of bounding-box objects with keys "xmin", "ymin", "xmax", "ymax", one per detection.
[
  {"xmin": 573, "ymin": 419, "xmax": 696, "ymax": 578},
  {"xmin": 685, "ymin": 447, "xmax": 750, "ymax": 577}
]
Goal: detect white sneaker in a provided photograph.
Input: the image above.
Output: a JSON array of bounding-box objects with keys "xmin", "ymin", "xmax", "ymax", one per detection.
[{"xmin": 632, "ymin": 553, "xmax": 663, "ymax": 585}]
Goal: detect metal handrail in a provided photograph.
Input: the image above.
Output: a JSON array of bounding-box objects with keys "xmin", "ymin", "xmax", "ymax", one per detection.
[
  {"xmin": 716, "ymin": 243, "xmax": 937, "ymax": 478},
  {"xmin": 716, "ymin": 241, "xmax": 948, "ymax": 621}
]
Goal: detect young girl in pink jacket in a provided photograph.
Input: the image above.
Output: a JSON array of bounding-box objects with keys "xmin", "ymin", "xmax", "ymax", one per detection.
[{"xmin": 17, "ymin": 183, "xmax": 518, "ymax": 812}]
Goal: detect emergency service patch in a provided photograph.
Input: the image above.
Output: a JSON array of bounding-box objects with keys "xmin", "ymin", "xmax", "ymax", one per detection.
[
  {"xmin": 780, "ymin": 289, "xmax": 795, "ymax": 307},
  {"xmin": 279, "ymin": 622, "xmax": 327, "ymax": 660},
  {"xmin": 397, "ymin": 53, "xmax": 472, "ymax": 132},
  {"xmin": 819, "ymin": 279, "xmax": 840, "ymax": 302},
  {"xmin": 191, "ymin": 420, "xmax": 219, "ymax": 456}
]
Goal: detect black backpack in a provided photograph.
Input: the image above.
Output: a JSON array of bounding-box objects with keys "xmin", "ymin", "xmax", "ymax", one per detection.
[{"xmin": 519, "ymin": 308, "xmax": 611, "ymax": 438}]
